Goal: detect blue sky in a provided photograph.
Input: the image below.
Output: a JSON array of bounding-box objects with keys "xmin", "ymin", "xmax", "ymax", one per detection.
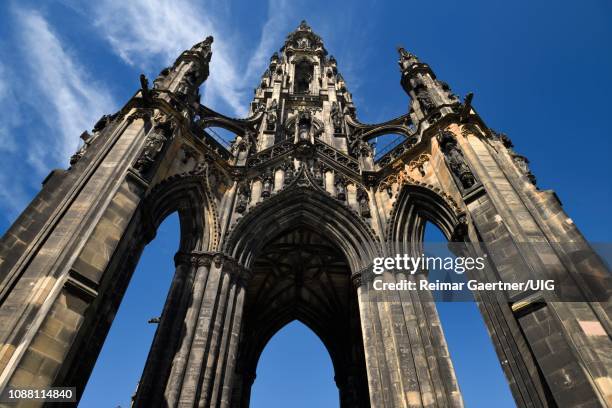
[{"xmin": 1, "ymin": 0, "xmax": 611, "ymax": 407}]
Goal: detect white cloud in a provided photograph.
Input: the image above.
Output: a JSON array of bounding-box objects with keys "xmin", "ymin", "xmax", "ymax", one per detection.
[
  {"xmin": 0, "ymin": 8, "xmax": 116, "ymax": 222},
  {"xmin": 16, "ymin": 9, "xmax": 116, "ymax": 170},
  {"xmin": 90, "ymin": 0, "xmax": 293, "ymax": 117},
  {"xmin": 244, "ymin": 0, "xmax": 292, "ymax": 82},
  {"xmin": 0, "ymin": 63, "xmax": 21, "ymax": 154}
]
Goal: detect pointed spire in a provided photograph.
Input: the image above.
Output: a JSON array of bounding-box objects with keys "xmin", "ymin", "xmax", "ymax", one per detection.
[
  {"xmin": 397, "ymin": 45, "xmax": 419, "ymax": 72},
  {"xmin": 297, "ymin": 20, "xmax": 311, "ymax": 32}
]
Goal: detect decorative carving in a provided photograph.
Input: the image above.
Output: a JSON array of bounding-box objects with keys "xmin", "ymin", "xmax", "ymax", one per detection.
[
  {"xmin": 230, "ymin": 133, "xmax": 251, "ymax": 162},
  {"xmin": 357, "ymin": 141, "xmax": 373, "ymax": 158},
  {"xmin": 408, "ymin": 154, "xmax": 430, "ymax": 177},
  {"xmin": 495, "ymin": 131, "xmax": 537, "ymax": 185},
  {"xmin": 180, "ymin": 144, "xmax": 198, "ymax": 164},
  {"xmin": 357, "ymin": 188, "xmax": 371, "ymax": 218},
  {"xmin": 397, "ymin": 47, "xmax": 419, "ymax": 71},
  {"xmin": 70, "ymin": 131, "xmax": 93, "ymax": 166},
  {"xmin": 213, "ymin": 253, "xmax": 224, "ymax": 268},
  {"xmin": 139, "ymin": 74, "xmax": 150, "ymax": 103},
  {"xmin": 266, "ymin": 99, "xmax": 278, "ymax": 131},
  {"xmin": 192, "ymin": 159, "xmax": 208, "ymax": 175},
  {"xmin": 378, "ymin": 167, "xmax": 462, "ymax": 214},
  {"xmin": 331, "ymin": 102, "xmax": 343, "ymax": 133},
  {"xmin": 261, "ymin": 170, "xmax": 273, "ymax": 198},
  {"xmin": 283, "ymin": 161, "xmax": 295, "ymax": 183},
  {"xmin": 92, "ymin": 113, "xmax": 117, "ymax": 135},
  {"xmin": 460, "ymin": 123, "xmax": 481, "ymax": 138},
  {"xmin": 512, "ymin": 155, "xmax": 537, "ymax": 185},
  {"xmin": 312, "ymin": 162, "xmax": 324, "ymax": 186},
  {"xmin": 176, "ymin": 69, "xmax": 198, "ymax": 101},
  {"xmin": 437, "ymin": 131, "xmax": 476, "ymax": 189},
  {"xmin": 414, "ymin": 85, "xmax": 434, "ymax": 115},
  {"xmin": 235, "ymin": 182, "xmax": 250, "ymax": 213},
  {"xmin": 153, "ymin": 67, "xmax": 170, "ymax": 89},
  {"xmin": 127, "ymin": 109, "xmax": 152, "ymax": 124},
  {"xmin": 297, "ymin": 110, "xmax": 312, "ymax": 141},
  {"xmin": 451, "ymin": 213, "xmax": 469, "ymax": 241},
  {"xmin": 335, "ymin": 176, "xmax": 347, "ymax": 201},
  {"xmin": 134, "ymin": 114, "xmax": 175, "ymax": 173}
]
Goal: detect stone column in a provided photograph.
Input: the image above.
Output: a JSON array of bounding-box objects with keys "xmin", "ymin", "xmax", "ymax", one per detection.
[
  {"xmin": 133, "ymin": 252, "xmax": 200, "ymax": 406},
  {"xmin": 355, "ymin": 271, "xmax": 464, "ymax": 408},
  {"xmin": 148, "ymin": 253, "xmax": 248, "ymax": 408}
]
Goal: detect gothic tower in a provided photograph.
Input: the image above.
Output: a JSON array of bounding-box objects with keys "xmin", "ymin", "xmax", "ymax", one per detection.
[{"xmin": 0, "ymin": 21, "xmax": 610, "ymax": 408}]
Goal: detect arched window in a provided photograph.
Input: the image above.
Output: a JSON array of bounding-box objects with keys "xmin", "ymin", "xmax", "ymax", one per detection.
[{"xmin": 294, "ymin": 60, "xmax": 314, "ymax": 94}]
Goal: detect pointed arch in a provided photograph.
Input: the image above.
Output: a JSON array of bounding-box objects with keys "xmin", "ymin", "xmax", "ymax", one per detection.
[
  {"xmin": 386, "ymin": 184, "xmax": 463, "ymax": 255},
  {"xmin": 223, "ymin": 186, "xmax": 381, "ymax": 272},
  {"xmin": 142, "ymin": 171, "xmax": 220, "ymax": 253}
]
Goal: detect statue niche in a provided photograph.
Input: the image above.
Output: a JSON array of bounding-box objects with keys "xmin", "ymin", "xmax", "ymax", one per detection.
[
  {"xmin": 295, "ymin": 60, "xmax": 314, "ymax": 94},
  {"xmin": 331, "ymin": 102, "xmax": 343, "ymax": 133},
  {"xmin": 265, "ymin": 99, "xmax": 278, "ymax": 131},
  {"xmin": 297, "ymin": 110, "xmax": 312, "ymax": 141},
  {"xmin": 438, "ymin": 131, "xmax": 476, "ymax": 189}
]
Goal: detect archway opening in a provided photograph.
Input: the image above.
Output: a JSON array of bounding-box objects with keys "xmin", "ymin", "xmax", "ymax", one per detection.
[
  {"xmin": 204, "ymin": 126, "xmax": 235, "ymax": 149},
  {"xmin": 369, "ymin": 133, "xmax": 405, "ymax": 160},
  {"xmin": 79, "ymin": 212, "xmax": 181, "ymax": 408},
  {"xmin": 424, "ymin": 221, "xmax": 516, "ymax": 407},
  {"xmin": 294, "ymin": 60, "xmax": 314, "ymax": 94},
  {"xmin": 235, "ymin": 226, "xmax": 370, "ymax": 407},
  {"xmin": 250, "ymin": 321, "xmax": 337, "ymax": 408}
]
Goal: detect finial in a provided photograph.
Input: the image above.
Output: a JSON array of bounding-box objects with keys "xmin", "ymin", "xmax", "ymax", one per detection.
[
  {"xmin": 139, "ymin": 74, "xmax": 151, "ymax": 103},
  {"xmin": 298, "ymin": 20, "xmax": 310, "ymax": 30},
  {"xmin": 397, "ymin": 45, "xmax": 418, "ymax": 71}
]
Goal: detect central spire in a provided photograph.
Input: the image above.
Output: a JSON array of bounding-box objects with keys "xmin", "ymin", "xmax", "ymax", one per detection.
[
  {"xmin": 282, "ymin": 19, "xmax": 327, "ymax": 55},
  {"xmin": 245, "ymin": 20, "xmax": 356, "ymax": 157}
]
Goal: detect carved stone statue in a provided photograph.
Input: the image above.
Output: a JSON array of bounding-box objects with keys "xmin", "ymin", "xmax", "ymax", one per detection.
[
  {"xmin": 438, "ymin": 131, "xmax": 476, "ymax": 189},
  {"xmin": 415, "ymin": 86, "xmax": 434, "ymax": 114},
  {"xmin": 312, "ymin": 163, "xmax": 324, "ymax": 186},
  {"xmin": 261, "ymin": 170, "xmax": 273, "ymax": 198},
  {"xmin": 70, "ymin": 131, "xmax": 92, "ymax": 166},
  {"xmin": 512, "ymin": 156, "xmax": 537, "ymax": 185},
  {"xmin": 230, "ymin": 133, "xmax": 252, "ymax": 163},
  {"xmin": 297, "ymin": 37, "xmax": 310, "ymax": 49},
  {"xmin": 235, "ymin": 183, "xmax": 250, "ymax": 213},
  {"xmin": 92, "ymin": 113, "xmax": 116, "ymax": 135},
  {"xmin": 297, "ymin": 111, "xmax": 312, "ymax": 141},
  {"xmin": 357, "ymin": 141, "xmax": 373, "ymax": 158},
  {"xmin": 266, "ymin": 100, "xmax": 278, "ymax": 131},
  {"xmin": 331, "ymin": 102, "xmax": 343, "ymax": 133},
  {"xmin": 335, "ymin": 177, "xmax": 347, "ymax": 201},
  {"xmin": 357, "ymin": 188, "xmax": 371, "ymax": 218},
  {"xmin": 283, "ymin": 161, "xmax": 295, "ymax": 183},
  {"xmin": 135, "ymin": 129, "xmax": 168, "ymax": 172}
]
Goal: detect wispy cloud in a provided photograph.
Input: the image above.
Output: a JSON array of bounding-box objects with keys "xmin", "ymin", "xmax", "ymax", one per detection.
[
  {"xmin": 16, "ymin": 8, "xmax": 116, "ymax": 169},
  {"xmin": 0, "ymin": 7, "xmax": 116, "ymax": 221},
  {"xmin": 89, "ymin": 0, "xmax": 293, "ymax": 117},
  {"xmin": 244, "ymin": 0, "xmax": 293, "ymax": 81},
  {"xmin": 0, "ymin": 63, "xmax": 21, "ymax": 154},
  {"xmin": 90, "ymin": 0, "xmax": 245, "ymax": 116}
]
